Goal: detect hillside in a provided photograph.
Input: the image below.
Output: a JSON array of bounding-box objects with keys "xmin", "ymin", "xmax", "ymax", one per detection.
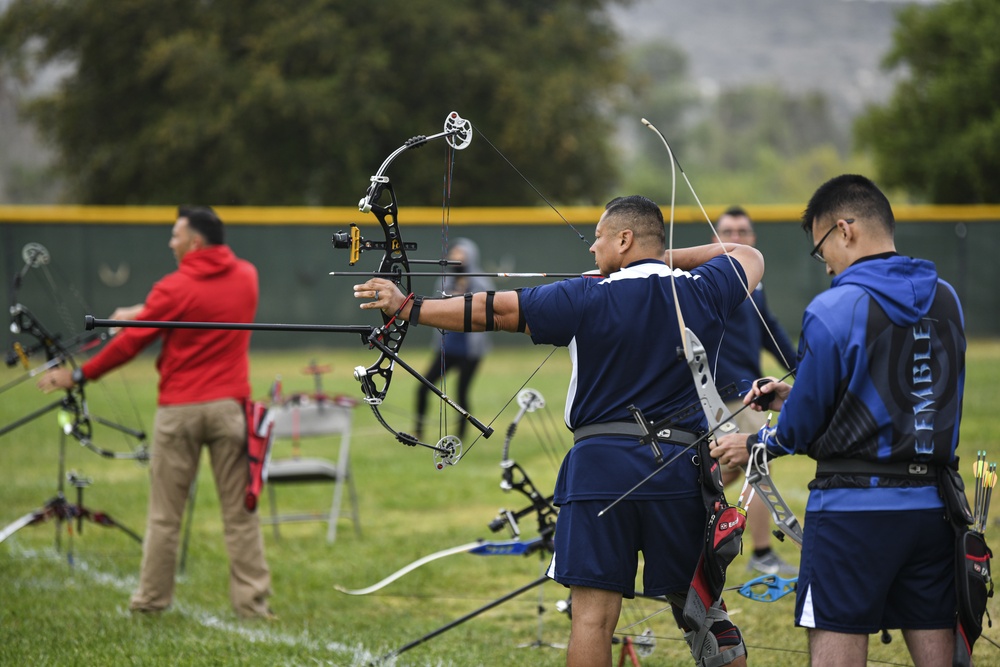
[{"xmin": 609, "ymin": 0, "xmax": 934, "ymax": 120}]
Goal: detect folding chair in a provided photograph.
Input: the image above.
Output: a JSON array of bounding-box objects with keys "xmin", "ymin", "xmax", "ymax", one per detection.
[{"xmin": 262, "ymin": 393, "xmax": 360, "ymax": 543}]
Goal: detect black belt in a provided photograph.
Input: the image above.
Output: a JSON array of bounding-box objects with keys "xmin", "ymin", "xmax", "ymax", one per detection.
[
  {"xmin": 816, "ymin": 459, "xmax": 940, "ymax": 479},
  {"xmin": 572, "ymin": 421, "xmax": 700, "ymax": 446}
]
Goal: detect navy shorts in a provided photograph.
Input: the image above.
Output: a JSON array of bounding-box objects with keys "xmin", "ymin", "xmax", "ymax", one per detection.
[
  {"xmin": 795, "ymin": 508, "xmax": 956, "ymax": 633},
  {"xmin": 547, "ymin": 496, "xmax": 705, "ymax": 598}
]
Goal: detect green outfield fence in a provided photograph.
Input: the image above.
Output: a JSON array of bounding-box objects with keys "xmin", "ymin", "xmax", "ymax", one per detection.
[{"xmin": 2, "ymin": 204, "xmax": 998, "ymax": 348}]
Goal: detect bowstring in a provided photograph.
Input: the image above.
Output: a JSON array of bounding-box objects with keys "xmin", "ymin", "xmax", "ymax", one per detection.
[
  {"xmin": 644, "ymin": 120, "xmax": 804, "ymax": 546},
  {"xmin": 435, "ymin": 142, "xmax": 457, "ymax": 443},
  {"xmin": 469, "ymin": 121, "xmax": 591, "ymax": 247},
  {"xmin": 456, "ymin": 347, "xmax": 559, "ymax": 462},
  {"xmin": 686, "ymin": 171, "xmax": 795, "ymax": 373},
  {"xmin": 643, "ymin": 117, "xmax": 794, "ymax": 374},
  {"xmin": 449, "ymin": 121, "xmax": 616, "ymax": 463},
  {"xmin": 523, "ymin": 393, "xmax": 569, "ymax": 471},
  {"xmin": 443, "ymin": 124, "xmax": 592, "ymax": 463},
  {"xmin": 624, "ymin": 119, "xmax": 796, "ymax": 645}
]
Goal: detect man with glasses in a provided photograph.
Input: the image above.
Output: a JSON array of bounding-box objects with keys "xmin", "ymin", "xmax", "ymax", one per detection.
[
  {"xmin": 711, "ymin": 206, "xmax": 798, "ymax": 577},
  {"xmin": 710, "ymin": 175, "xmax": 965, "ymax": 666}
]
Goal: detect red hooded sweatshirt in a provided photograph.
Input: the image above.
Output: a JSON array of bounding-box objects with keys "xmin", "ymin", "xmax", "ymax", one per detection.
[{"xmin": 82, "ymin": 245, "xmax": 258, "ymax": 405}]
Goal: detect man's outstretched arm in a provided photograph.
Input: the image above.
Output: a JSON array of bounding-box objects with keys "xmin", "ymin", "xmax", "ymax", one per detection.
[{"xmin": 354, "ymin": 278, "xmax": 529, "ymax": 334}]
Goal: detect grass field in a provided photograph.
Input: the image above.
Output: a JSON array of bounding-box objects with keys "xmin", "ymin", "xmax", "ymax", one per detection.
[{"xmin": 2, "ymin": 341, "xmax": 1000, "ymax": 666}]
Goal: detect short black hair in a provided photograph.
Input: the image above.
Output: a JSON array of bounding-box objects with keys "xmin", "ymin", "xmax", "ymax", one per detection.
[
  {"xmin": 801, "ymin": 175, "xmax": 894, "ymax": 236},
  {"xmin": 718, "ymin": 205, "xmax": 753, "ymax": 228},
  {"xmin": 722, "ymin": 205, "xmax": 749, "ymax": 219},
  {"xmin": 604, "ymin": 195, "xmax": 666, "ymax": 248},
  {"xmin": 178, "ymin": 206, "xmax": 224, "ymax": 245}
]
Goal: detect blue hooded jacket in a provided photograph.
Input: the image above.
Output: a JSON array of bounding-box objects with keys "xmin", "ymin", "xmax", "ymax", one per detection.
[{"xmin": 758, "ymin": 254, "xmax": 966, "ymax": 512}]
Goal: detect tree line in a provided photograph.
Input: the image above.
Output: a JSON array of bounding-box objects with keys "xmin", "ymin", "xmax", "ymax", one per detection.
[{"xmin": 0, "ymin": 0, "xmax": 995, "ymax": 206}]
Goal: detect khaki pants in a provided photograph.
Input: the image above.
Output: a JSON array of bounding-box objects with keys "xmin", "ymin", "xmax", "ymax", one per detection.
[{"xmin": 129, "ymin": 399, "xmax": 272, "ymax": 616}]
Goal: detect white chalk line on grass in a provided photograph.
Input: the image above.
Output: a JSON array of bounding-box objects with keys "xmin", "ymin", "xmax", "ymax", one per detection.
[{"xmin": 5, "ymin": 543, "xmax": 387, "ymax": 666}]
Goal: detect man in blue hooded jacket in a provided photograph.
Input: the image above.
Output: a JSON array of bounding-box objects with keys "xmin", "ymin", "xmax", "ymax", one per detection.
[{"xmin": 710, "ymin": 174, "xmax": 965, "ymax": 667}]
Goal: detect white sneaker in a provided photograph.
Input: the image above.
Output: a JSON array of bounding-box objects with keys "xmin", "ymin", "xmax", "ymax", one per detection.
[{"xmin": 747, "ymin": 550, "xmax": 798, "ymax": 575}]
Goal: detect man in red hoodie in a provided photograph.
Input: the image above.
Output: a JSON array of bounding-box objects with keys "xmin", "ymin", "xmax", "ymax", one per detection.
[{"xmin": 40, "ymin": 206, "xmax": 272, "ymax": 618}]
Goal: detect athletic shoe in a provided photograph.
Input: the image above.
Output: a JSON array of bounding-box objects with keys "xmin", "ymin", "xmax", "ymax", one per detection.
[{"xmin": 747, "ymin": 550, "xmax": 798, "ymax": 575}]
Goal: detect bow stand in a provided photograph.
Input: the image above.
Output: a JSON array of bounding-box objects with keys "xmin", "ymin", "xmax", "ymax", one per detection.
[
  {"xmin": 1, "ymin": 243, "xmax": 145, "ymax": 556},
  {"xmin": 342, "ymin": 389, "xmax": 564, "ymax": 665}
]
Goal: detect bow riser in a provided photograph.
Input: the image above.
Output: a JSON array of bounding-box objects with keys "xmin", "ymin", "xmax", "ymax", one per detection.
[
  {"xmin": 680, "ymin": 330, "xmax": 803, "ymax": 545},
  {"xmin": 744, "ymin": 458, "xmax": 804, "ymax": 546}
]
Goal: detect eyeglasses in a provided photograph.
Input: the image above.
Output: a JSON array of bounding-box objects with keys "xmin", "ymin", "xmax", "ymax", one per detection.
[{"xmin": 810, "ymin": 219, "xmax": 853, "ymax": 263}]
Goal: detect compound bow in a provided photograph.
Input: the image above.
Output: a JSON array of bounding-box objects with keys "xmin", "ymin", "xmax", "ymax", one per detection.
[{"xmin": 338, "ymin": 111, "xmax": 492, "ymax": 468}]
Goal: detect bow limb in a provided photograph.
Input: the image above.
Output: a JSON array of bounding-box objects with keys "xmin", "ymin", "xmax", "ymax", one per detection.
[
  {"xmin": 333, "ymin": 537, "xmax": 546, "ymax": 597},
  {"xmin": 491, "ymin": 389, "xmax": 558, "ymax": 544},
  {"xmin": 365, "ymin": 400, "xmax": 462, "ymax": 469},
  {"xmin": 500, "ymin": 389, "xmax": 546, "ymax": 470},
  {"xmin": 358, "ymin": 327, "xmax": 491, "ymax": 459},
  {"xmin": 639, "ymin": 119, "xmax": 740, "ymax": 450},
  {"xmin": 334, "ymin": 540, "xmax": 484, "ymax": 595},
  {"xmin": 0, "ymin": 509, "xmax": 41, "ymax": 544},
  {"xmin": 744, "ymin": 440, "xmax": 803, "ymax": 546}
]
